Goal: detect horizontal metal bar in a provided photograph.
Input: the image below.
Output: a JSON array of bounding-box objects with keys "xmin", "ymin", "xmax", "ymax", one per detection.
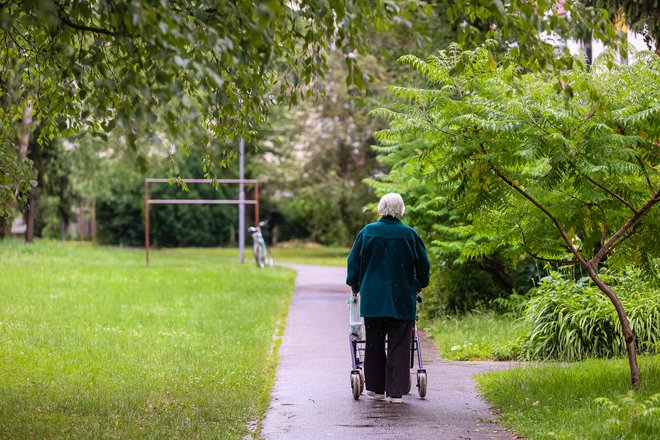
[
  {"xmin": 148, "ymin": 200, "xmax": 257, "ymax": 205},
  {"xmin": 145, "ymin": 178, "xmax": 258, "ymax": 184}
]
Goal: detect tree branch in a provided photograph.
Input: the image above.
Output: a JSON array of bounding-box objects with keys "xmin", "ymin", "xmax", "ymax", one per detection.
[
  {"xmin": 594, "ymin": 203, "xmax": 607, "ymax": 245},
  {"xmin": 583, "ymin": 173, "xmax": 638, "ymax": 214},
  {"xmin": 516, "ymin": 220, "xmax": 574, "ymax": 264},
  {"xmin": 590, "ymin": 189, "xmax": 660, "ymax": 266},
  {"xmin": 490, "ymin": 163, "xmax": 589, "ymax": 267},
  {"xmin": 527, "ymin": 115, "xmax": 552, "ymax": 136},
  {"xmin": 56, "ymin": 6, "xmax": 118, "ymax": 37},
  {"xmin": 637, "ymin": 155, "xmax": 657, "ymax": 196}
]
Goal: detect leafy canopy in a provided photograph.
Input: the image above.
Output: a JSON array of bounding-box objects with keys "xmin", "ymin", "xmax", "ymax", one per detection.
[
  {"xmin": 0, "ymin": 0, "xmax": 396, "ymax": 216},
  {"xmin": 372, "ymin": 42, "xmax": 660, "ymax": 269}
]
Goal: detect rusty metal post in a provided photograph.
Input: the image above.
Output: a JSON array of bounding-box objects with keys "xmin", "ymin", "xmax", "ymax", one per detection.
[
  {"xmin": 255, "ymin": 182, "xmax": 260, "ymax": 226},
  {"xmin": 145, "ymin": 180, "xmax": 150, "ymax": 266},
  {"xmin": 91, "ymin": 197, "xmax": 97, "ymax": 245}
]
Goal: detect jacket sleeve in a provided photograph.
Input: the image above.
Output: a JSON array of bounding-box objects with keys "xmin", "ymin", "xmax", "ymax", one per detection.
[
  {"xmin": 415, "ymin": 232, "xmax": 431, "ymax": 290},
  {"xmin": 346, "ymin": 229, "xmax": 364, "ymax": 293}
]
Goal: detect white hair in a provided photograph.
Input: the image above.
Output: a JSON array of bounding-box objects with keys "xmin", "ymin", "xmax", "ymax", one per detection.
[{"xmin": 378, "ymin": 193, "xmax": 406, "ymax": 219}]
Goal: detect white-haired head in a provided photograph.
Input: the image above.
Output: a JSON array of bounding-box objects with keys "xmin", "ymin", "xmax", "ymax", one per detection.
[{"xmin": 378, "ymin": 193, "xmax": 405, "ymax": 219}]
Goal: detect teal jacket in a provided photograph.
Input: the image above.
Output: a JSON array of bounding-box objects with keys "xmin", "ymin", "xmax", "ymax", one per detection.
[{"xmin": 346, "ymin": 216, "xmax": 431, "ymax": 321}]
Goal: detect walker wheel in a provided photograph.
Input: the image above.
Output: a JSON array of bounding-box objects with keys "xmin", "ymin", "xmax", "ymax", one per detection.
[
  {"xmin": 351, "ymin": 372, "xmax": 361, "ymax": 400},
  {"xmin": 417, "ymin": 371, "xmax": 427, "ymax": 399},
  {"xmin": 359, "ymin": 369, "xmax": 365, "ymax": 390},
  {"xmin": 405, "ymin": 371, "xmax": 412, "ymax": 395}
]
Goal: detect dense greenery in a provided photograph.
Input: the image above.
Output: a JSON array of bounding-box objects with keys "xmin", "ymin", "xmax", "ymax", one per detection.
[
  {"xmin": 0, "ymin": 240, "xmax": 295, "ymax": 438},
  {"xmin": 3, "ymin": 1, "xmax": 625, "ymax": 244},
  {"xmin": 1, "ymin": 0, "xmax": 406, "ymax": 217},
  {"xmin": 476, "ymin": 356, "xmax": 660, "ymax": 439},
  {"xmin": 520, "ymin": 269, "xmax": 660, "ymax": 361},
  {"xmin": 372, "ymin": 42, "xmax": 659, "ymax": 385}
]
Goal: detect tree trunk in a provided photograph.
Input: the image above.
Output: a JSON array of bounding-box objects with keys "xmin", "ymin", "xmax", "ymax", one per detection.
[
  {"xmin": 585, "ymin": 265, "xmax": 640, "ymax": 388},
  {"xmin": 482, "ymin": 255, "xmax": 514, "ymax": 290},
  {"xmin": 25, "ymin": 186, "xmax": 37, "ymax": 243}
]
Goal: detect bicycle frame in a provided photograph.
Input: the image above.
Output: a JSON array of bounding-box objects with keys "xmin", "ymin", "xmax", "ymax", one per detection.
[{"xmin": 248, "ymin": 221, "xmax": 273, "ymax": 268}]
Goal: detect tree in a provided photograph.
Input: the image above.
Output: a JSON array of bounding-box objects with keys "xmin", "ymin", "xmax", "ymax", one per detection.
[
  {"xmin": 372, "ymin": 43, "xmax": 659, "ymax": 387},
  {"xmin": 0, "ymin": 0, "xmax": 402, "ymax": 218},
  {"xmin": 595, "ymin": 0, "xmax": 660, "ymax": 56}
]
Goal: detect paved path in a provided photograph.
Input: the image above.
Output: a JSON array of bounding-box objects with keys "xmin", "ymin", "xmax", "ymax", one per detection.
[{"xmin": 260, "ymin": 264, "xmax": 520, "ymax": 440}]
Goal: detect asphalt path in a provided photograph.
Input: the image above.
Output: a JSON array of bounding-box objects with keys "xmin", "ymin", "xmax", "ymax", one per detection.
[{"xmin": 260, "ymin": 264, "xmax": 520, "ymax": 440}]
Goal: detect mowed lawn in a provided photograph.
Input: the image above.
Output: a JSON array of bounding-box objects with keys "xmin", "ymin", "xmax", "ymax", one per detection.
[{"xmin": 0, "ymin": 240, "xmax": 295, "ymax": 439}]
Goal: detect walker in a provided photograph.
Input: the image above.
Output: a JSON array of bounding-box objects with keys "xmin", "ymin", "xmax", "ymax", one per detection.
[{"xmin": 347, "ymin": 294, "xmax": 427, "ymax": 400}]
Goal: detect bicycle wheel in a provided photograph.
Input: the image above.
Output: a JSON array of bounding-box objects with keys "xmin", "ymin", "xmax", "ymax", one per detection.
[{"xmin": 264, "ymin": 247, "xmax": 274, "ymax": 267}]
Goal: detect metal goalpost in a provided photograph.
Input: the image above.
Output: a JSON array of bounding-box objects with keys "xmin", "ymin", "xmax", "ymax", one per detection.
[{"xmin": 143, "ymin": 178, "xmax": 259, "ymax": 266}]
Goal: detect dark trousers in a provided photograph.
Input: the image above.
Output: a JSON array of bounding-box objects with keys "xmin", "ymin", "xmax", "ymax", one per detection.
[{"xmin": 364, "ymin": 317, "xmax": 413, "ymax": 398}]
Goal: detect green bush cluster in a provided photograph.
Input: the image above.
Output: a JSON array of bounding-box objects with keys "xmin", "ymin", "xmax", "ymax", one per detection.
[
  {"xmin": 596, "ymin": 392, "xmax": 660, "ymax": 438},
  {"xmin": 421, "ymin": 256, "xmax": 538, "ymax": 318},
  {"xmin": 519, "ymin": 268, "xmax": 660, "ymax": 361}
]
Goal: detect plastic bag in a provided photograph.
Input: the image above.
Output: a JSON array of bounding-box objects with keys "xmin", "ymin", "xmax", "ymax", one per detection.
[{"xmin": 347, "ymin": 295, "xmax": 364, "ymax": 337}]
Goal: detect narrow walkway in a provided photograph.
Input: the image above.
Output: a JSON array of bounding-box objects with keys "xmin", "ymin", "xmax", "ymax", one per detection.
[{"xmin": 260, "ymin": 264, "xmax": 520, "ymax": 440}]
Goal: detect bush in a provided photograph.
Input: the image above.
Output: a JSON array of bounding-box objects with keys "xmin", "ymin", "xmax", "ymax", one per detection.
[
  {"xmin": 420, "ymin": 255, "xmax": 537, "ymax": 318},
  {"xmin": 520, "ymin": 268, "xmax": 660, "ymax": 361}
]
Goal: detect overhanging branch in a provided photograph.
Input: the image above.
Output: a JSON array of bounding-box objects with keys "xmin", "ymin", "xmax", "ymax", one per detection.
[
  {"xmin": 516, "ymin": 220, "xmax": 574, "ymax": 264},
  {"xmin": 583, "ymin": 174, "xmax": 638, "ymax": 214},
  {"xmin": 590, "ymin": 189, "xmax": 660, "ymax": 266},
  {"xmin": 637, "ymin": 156, "xmax": 657, "ymax": 196},
  {"xmin": 55, "ymin": 4, "xmax": 118, "ymax": 37},
  {"xmin": 490, "ymin": 165, "xmax": 589, "ymax": 267}
]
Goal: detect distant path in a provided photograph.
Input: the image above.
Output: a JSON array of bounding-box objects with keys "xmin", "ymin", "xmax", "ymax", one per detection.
[{"xmin": 260, "ymin": 264, "xmax": 520, "ymax": 440}]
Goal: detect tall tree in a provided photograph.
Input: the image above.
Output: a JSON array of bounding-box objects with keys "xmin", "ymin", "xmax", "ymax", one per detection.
[
  {"xmin": 0, "ymin": 0, "xmax": 400, "ymax": 218},
  {"xmin": 372, "ymin": 43, "xmax": 659, "ymax": 387},
  {"xmin": 595, "ymin": 0, "xmax": 660, "ymax": 56}
]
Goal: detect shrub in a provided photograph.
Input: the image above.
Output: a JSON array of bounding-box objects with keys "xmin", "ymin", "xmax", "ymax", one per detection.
[
  {"xmin": 596, "ymin": 392, "xmax": 660, "ymax": 437},
  {"xmin": 421, "ymin": 256, "xmax": 537, "ymax": 318},
  {"xmin": 520, "ymin": 268, "xmax": 660, "ymax": 361}
]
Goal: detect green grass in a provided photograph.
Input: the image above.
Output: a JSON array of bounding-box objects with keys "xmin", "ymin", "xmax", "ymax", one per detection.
[
  {"xmin": 270, "ymin": 246, "xmax": 348, "ymax": 267},
  {"xmin": 475, "ymin": 356, "xmax": 660, "ymax": 439},
  {"xmin": 0, "ymin": 239, "xmax": 295, "ymax": 439},
  {"xmin": 423, "ymin": 311, "xmax": 525, "ymax": 360},
  {"xmin": 160, "ymin": 245, "xmax": 349, "ymax": 267}
]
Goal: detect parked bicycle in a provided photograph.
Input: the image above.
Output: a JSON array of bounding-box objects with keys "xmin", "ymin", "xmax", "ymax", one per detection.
[{"xmin": 248, "ymin": 221, "xmax": 273, "ymax": 268}]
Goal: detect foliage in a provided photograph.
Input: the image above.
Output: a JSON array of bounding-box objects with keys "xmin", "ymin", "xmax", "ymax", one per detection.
[
  {"xmin": 596, "ymin": 392, "xmax": 660, "ymax": 437},
  {"xmin": 0, "ymin": 0, "xmax": 407, "ymax": 217},
  {"xmin": 594, "ymin": 0, "xmax": 660, "ymax": 54},
  {"xmin": 440, "ymin": 0, "xmax": 619, "ymax": 69},
  {"xmin": 253, "ymin": 52, "xmax": 398, "ymax": 246},
  {"xmin": 94, "ymin": 149, "xmax": 240, "ymax": 247},
  {"xmin": 372, "ymin": 42, "xmax": 660, "ymax": 385},
  {"xmin": 0, "ymin": 239, "xmax": 295, "ymax": 439},
  {"xmin": 373, "ymin": 43, "xmax": 659, "ymax": 268},
  {"xmin": 475, "ymin": 355, "xmax": 660, "ymax": 439},
  {"xmin": 521, "ymin": 269, "xmax": 660, "ymax": 361}
]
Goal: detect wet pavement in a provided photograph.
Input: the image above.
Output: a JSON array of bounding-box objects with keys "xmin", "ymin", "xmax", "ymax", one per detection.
[{"xmin": 260, "ymin": 264, "xmax": 520, "ymax": 440}]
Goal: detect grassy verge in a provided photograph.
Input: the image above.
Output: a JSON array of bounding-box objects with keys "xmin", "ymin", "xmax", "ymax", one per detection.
[
  {"xmin": 475, "ymin": 355, "xmax": 660, "ymax": 439},
  {"xmin": 423, "ymin": 312, "xmax": 525, "ymax": 361},
  {"xmin": 159, "ymin": 245, "xmax": 349, "ymax": 267},
  {"xmin": 270, "ymin": 246, "xmax": 348, "ymax": 267},
  {"xmin": 0, "ymin": 239, "xmax": 295, "ymax": 439}
]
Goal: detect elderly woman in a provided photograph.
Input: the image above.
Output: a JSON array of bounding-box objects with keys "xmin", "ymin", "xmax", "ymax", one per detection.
[{"xmin": 346, "ymin": 193, "xmax": 430, "ymax": 403}]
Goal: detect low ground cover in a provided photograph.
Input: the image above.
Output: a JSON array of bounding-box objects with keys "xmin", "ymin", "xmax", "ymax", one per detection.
[
  {"xmin": 476, "ymin": 355, "xmax": 660, "ymax": 439},
  {"xmin": 159, "ymin": 245, "xmax": 349, "ymax": 267},
  {"xmin": 423, "ymin": 312, "xmax": 525, "ymax": 361},
  {"xmin": 0, "ymin": 240, "xmax": 295, "ymax": 439},
  {"xmin": 271, "ymin": 245, "xmax": 349, "ymax": 267}
]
